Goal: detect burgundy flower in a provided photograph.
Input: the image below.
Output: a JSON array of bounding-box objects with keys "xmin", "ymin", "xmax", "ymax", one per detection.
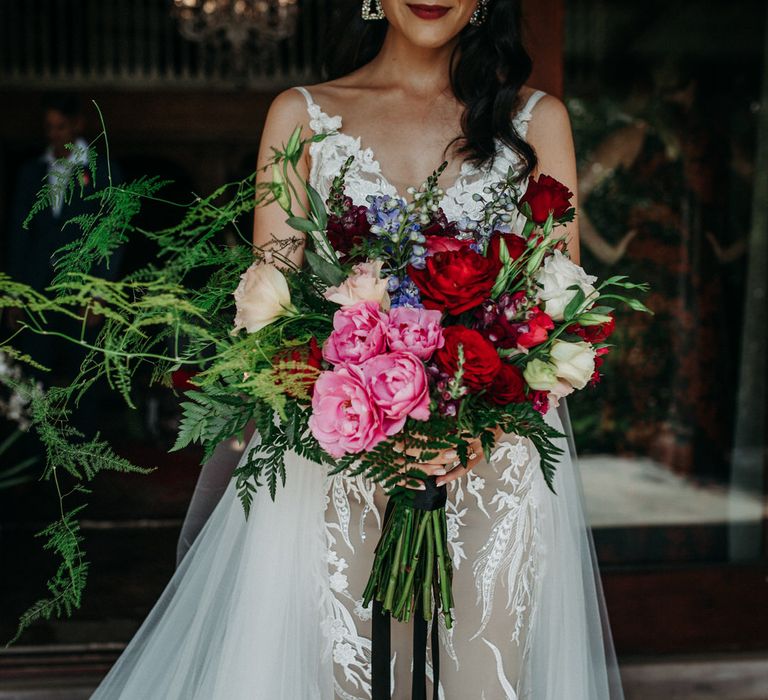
[
  {"xmin": 326, "ymin": 196, "xmax": 371, "ymax": 257},
  {"xmin": 488, "ymin": 363, "xmax": 526, "ymax": 405},
  {"xmin": 422, "ymin": 209, "xmax": 461, "ymax": 239}
]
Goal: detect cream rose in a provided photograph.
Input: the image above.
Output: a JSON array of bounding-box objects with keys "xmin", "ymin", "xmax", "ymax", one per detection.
[
  {"xmin": 523, "ymin": 358, "xmax": 559, "ymax": 391},
  {"xmin": 535, "ymin": 250, "xmax": 598, "ymax": 321},
  {"xmin": 550, "ymin": 340, "xmax": 595, "ymax": 390},
  {"xmin": 231, "ymin": 263, "xmax": 295, "ymax": 335},
  {"xmin": 324, "ymin": 260, "xmax": 391, "ymax": 311}
]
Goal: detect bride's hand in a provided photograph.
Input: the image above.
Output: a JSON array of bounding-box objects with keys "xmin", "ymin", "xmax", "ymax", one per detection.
[{"xmin": 393, "ymin": 428, "xmax": 501, "ymax": 490}]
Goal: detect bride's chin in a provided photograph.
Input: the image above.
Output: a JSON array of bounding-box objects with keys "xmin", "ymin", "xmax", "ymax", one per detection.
[{"xmin": 390, "ymin": 24, "xmax": 466, "ymax": 50}]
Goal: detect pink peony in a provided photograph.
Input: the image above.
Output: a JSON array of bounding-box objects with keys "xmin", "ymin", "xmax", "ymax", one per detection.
[
  {"xmin": 386, "ymin": 307, "xmax": 445, "ymax": 360},
  {"xmin": 323, "ymin": 301, "xmax": 388, "ymax": 366},
  {"xmin": 309, "ymin": 366, "xmax": 386, "ymax": 458},
  {"xmin": 360, "ymin": 351, "xmax": 431, "ymax": 435}
]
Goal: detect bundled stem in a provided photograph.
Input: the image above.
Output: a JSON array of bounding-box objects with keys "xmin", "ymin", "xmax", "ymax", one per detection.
[{"xmin": 363, "ymin": 479, "xmax": 454, "ymax": 629}]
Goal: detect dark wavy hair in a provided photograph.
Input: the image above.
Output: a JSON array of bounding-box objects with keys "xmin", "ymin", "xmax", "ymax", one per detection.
[{"xmin": 321, "ymin": 0, "xmax": 537, "ymax": 180}]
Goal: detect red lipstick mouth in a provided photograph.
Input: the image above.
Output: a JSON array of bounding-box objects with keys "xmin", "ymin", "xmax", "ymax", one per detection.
[{"xmin": 406, "ymin": 3, "xmax": 451, "ymax": 20}]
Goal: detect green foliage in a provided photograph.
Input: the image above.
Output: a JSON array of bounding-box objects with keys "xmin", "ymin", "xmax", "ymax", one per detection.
[
  {"xmin": 234, "ymin": 401, "xmax": 331, "ymax": 511},
  {"xmin": 172, "ymin": 390, "xmax": 254, "ymax": 461},
  {"xmin": 8, "ymin": 505, "xmax": 88, "ymax": 646}
]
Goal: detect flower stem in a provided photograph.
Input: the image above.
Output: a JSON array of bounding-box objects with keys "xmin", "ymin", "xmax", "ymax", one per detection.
[
  {"xmin": 383, "ymin": 521, "xmax": 404, "ymax": 611},
  {"xmin": 393, "ymin": 511, "xmax": 430, "ymax": 617},
  {"xmin": 432, "ymin": 509, "xmax": 453, "ymax": 629},
  {"xmin": 423, "ymin": 515, "xmax": 434, "ymax": 619}
]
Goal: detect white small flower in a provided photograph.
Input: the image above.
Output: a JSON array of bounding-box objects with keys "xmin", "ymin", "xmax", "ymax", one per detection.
[
  {"xmin": 353, "ymin": 600, "xmax": 372, "ymax": 621},
  {"xmin": 333, "ymin": 641, "xmax": 357, "ymax": 667},
  {"xmin": 320, "ymin": 618, "xmax": 346, "ymax": 643},
  {"xmin": 329, "ymin": 571, "xmax": 349, "ymax": 592}
]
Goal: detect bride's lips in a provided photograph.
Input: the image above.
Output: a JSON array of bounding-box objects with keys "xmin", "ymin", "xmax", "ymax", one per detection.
[{"xmin": 406, "ymin": 3, "xmax": 451, "ymax": 20}]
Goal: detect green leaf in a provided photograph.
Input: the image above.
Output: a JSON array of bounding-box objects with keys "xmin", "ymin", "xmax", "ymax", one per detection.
[
  {"xmin": 304, "ymin": 249, "xmax": 346, "ymax": 286},
  {"xmin": 306, "ymin": 184, "xmax": 328, "ymax": 230},
  {"xmin": 563, "ymin": 286, "xmax": 586, "ymax": 321},
  {"xmin": 285, "ymin": 216, "xmax": 318, "ymax": 233}
]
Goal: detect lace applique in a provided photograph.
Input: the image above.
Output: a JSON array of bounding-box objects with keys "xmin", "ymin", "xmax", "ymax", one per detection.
[
  {"xmin": 471, "ymin": 436, "xmax": 541, "ymax": 643},
  {"xmin": 295, "ymin": 86, "xmax": 545, "ymax": 223},
  {"xmin": 322, "ymin": 474, "xmax": 381, "ymax": 699}
]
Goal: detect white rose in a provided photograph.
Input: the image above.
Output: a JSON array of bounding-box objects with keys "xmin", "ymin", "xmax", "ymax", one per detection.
[
  {"xmin": 535, "ymin": 250, "xmax": 598, "ymax": 321},
  {"xmin": 324, "ymin": 259, "xmax": 391, "ymax": 310},
  {"xmin": 550, "ymin": 340, "xmax": 595, "ymax": 390},
  {"xmin": 523, "ymin": 358, "xmax": 559, "ymax": 391},
  {"xmin": 231, "ymin": 263, "xmax": 295, "ymax": 334}
]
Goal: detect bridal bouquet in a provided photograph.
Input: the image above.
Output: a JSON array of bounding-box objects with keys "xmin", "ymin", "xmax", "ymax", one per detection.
[
  {"xmin": 181, "ymin": 126, "xmax": 650, "ymax": 627},
  {"xmin": 0, "ymin": 121, "xmax": 649, "ymax": 640}
]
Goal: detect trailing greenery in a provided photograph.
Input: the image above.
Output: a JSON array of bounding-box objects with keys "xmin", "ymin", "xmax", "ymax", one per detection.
[{"xmin": 0, "ymin": 105, "xmax": 304, "ymax": 643}]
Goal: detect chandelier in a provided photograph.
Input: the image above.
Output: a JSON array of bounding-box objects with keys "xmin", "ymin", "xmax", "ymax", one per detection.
[{"xmin": 171, "ymin": 0, "xmax": 300, "ymax": 68}]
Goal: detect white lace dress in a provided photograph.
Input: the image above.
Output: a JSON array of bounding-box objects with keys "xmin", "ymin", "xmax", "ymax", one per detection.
[{"xmin": 91, "ymin": 86, "xmax": 624, "ymax": 700}]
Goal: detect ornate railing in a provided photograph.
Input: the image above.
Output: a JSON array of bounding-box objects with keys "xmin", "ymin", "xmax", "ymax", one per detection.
[{"xmin": 0, "ymin": 0, "xmax": 329, "ymax": 89}]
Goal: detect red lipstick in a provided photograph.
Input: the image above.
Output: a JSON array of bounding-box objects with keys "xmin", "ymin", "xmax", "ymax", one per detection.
[{"xmin": 407, "ymin": 3, "xmax": 451, "ymax": 20}]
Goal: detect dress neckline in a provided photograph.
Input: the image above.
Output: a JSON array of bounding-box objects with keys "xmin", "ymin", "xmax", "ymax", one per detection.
[{"xmin": 293, "ymin": 85, "xmax": 546, "ymax": 203}]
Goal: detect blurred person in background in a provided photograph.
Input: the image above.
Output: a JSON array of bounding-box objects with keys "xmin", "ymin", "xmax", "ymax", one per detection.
[{"xmin": 3, "ymin": 92, "xmax": 124, "ymax": 428}]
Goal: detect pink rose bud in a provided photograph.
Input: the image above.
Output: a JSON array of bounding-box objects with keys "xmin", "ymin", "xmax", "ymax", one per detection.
[
  {"xmin": 323, "ymin": 301, "xmax": 388, "ymax": 366},
  {"xmin": 324, "ymin": 259, "xmax": 391, "ymax": 310},
  {"xmin": 386, "ymin": 307, "xmax": 445, "ymax": 360},
  {"xmin": 309, "ymin": 366, "xmax": 387, "ymax": 458}
]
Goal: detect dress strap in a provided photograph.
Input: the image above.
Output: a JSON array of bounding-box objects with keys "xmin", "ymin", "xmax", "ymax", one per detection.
[
  {"xmin": 292, "ymin": 85, "xmax": 315, "ymax": 110},
  {"xmin": 517, "ymin": 89, "xmax": 547, "ymax": 122},
  {"xmin": 291, "ymin": 85, "xmax": 342, "ymax": 135}
]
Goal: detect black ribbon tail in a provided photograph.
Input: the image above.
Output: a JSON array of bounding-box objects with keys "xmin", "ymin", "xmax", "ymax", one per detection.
[
  {"xmin": 412, "ymin": 601, "xmax": 427, "ymax": 699},
  {"xmin": 371, "ymin": 479, "xmax": 444, "ymax": 698},
  {"xmin": 372, "ymin": 599, "xmax": 391, "ymax": 700},
  {"xmin": 431, "ymin": 603, "xmax": 440, "ymax": 700}
]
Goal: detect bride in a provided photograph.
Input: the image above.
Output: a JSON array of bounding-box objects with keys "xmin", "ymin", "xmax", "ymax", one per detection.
[{"xmin": 92, "ymin": 1, "xmax": 624, "ymax": 698}]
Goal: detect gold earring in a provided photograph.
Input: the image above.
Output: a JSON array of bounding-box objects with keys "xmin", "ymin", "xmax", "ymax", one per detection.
[{"xmin": 362, "ymin": 0, "xmax": 385, "ymax": 20}]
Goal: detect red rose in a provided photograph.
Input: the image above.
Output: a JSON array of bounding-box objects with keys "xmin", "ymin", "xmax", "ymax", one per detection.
[
  {"xmin": 409, "ymin": 248, "xmax": 502, "ymax": 314},
  {"xmin": 519, "ymin": 174, "xmax": 574, "ymax": 224},
  {"xmin": 434, "ymin": 325, "xmax": 502, "ymax": 391},
  {"xmin": 567, "ymin": 315, "xmax": 615, "ymax": 343},
  {"xmin": 516, "ymin": 307, "xmax": 555, "ymax": 348},
  {"xmin": 274, "ymin": 337, "xmax": 324, "ymax": 398},
  {"xmin": 488, "ymin": 231, "xmax": 527, "ymax": 262},
  {"xmin": 424, "ymin": 235, "xmax": 470, "ymax": 255},
  {"xmin": 488, "ymin": 363, "xmax": 526, "ymax": 405}
]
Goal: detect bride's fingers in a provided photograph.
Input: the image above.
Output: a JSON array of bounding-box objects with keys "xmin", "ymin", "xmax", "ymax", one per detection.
[{"xmin": 435, "ymin": 448, "xmax": 484, "ymax": 487}]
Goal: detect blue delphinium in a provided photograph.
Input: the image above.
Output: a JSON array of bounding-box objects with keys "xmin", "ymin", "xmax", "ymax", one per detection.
[
  {"xmin": 387, "ymin": 274, "xmax": 423, "ymax": 308},
  {"xmin": 366, "ymin": 194, "xmax": 408, "ymax": 239}
]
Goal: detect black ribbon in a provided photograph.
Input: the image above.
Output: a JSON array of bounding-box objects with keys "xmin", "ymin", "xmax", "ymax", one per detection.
[{"xmin": 371, "ymin": 478, "xmax": 446, "ymax": 699}]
